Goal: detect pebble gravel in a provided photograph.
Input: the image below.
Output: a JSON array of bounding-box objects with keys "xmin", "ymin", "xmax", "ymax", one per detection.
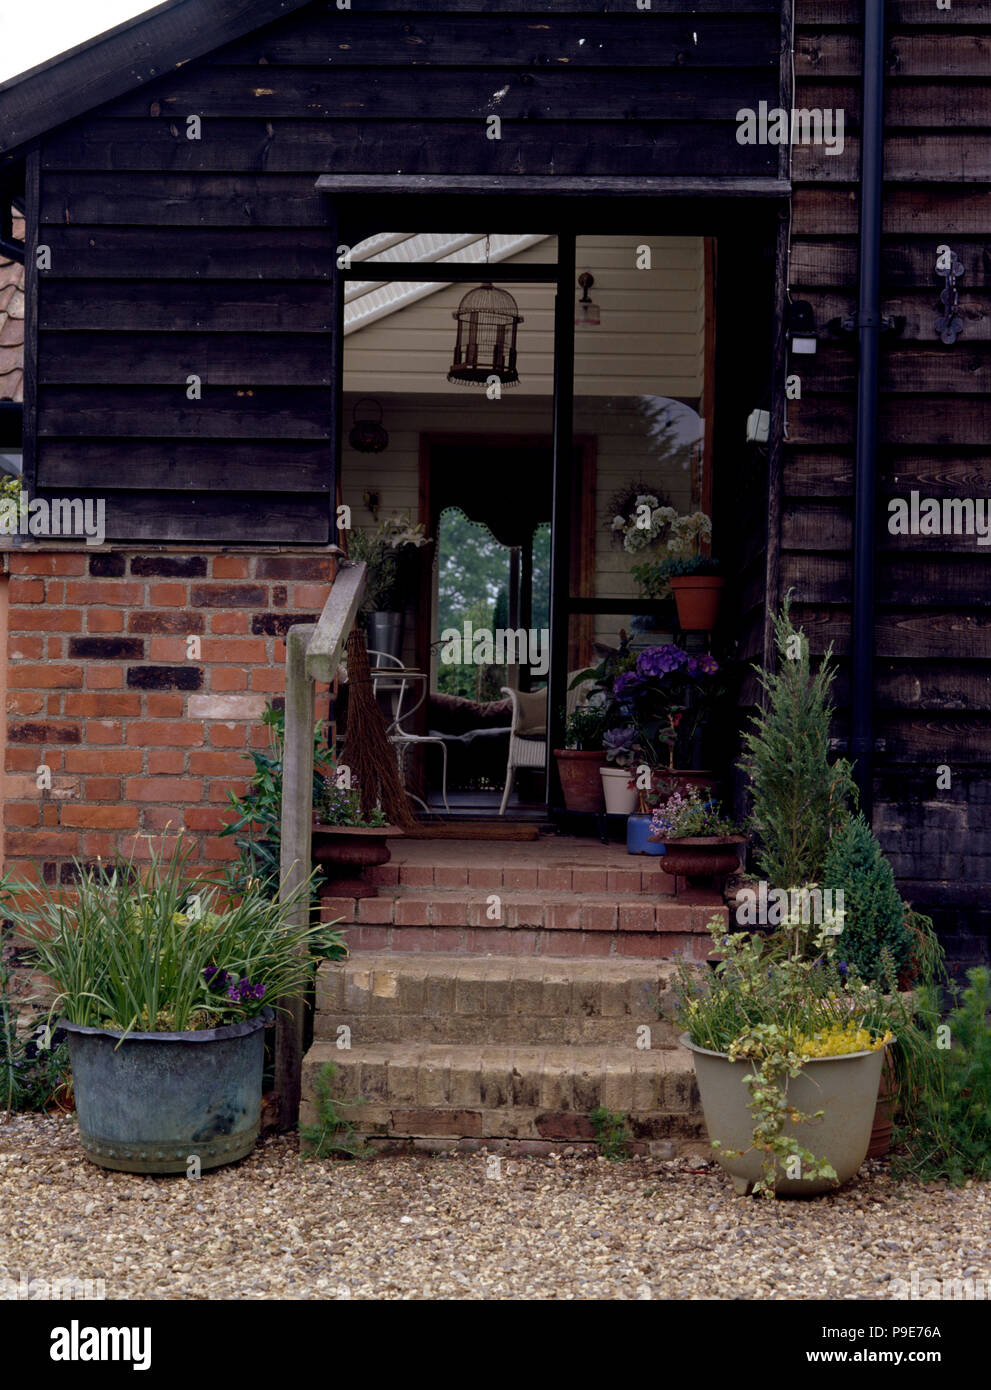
[{"xmin": 1, "ymin": 1113, "xmax": 988, "ymax": 1300}]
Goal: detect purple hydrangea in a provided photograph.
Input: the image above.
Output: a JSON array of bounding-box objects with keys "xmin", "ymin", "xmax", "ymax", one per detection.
[
  {"xmin": 612, "ymin": 671, "xmax": 641, "ymax": 698},
  {"xmin": 686, "ymin": 653, "xmax": 719, "ymax": 677},
  {"xmin": 636, "ymin": 645, "xmax": 689, "ymax": 679}
]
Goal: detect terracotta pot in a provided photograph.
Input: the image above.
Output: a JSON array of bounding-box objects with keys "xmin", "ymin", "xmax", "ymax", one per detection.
[
  {"xmin": 653, "ymin": 835, "xmax": 746, "ymax": 884},
  {"xmin": 867, "ymin": 1048, "xmax": 897, "ymax": 1160},
  {"xmin": 670, "ymin": 575, "xmax": 724, "ymax": 631},
  {"xmin": 312, "ymin": 824, "xmax": 394, "ymax": 899},
  {"xmin": 554, "ymin": 749, "xmax": 606, "ymax": 814}
]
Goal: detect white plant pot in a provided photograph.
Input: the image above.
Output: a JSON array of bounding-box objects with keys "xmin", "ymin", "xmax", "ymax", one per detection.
[{"xmin": 600, "ymin": 766, "xmax": 637, "ymax": 816}]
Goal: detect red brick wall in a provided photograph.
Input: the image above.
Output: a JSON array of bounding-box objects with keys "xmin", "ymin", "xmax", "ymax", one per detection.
[{"xmin": 3, "ymin": 546, "xmax": 337, "ymax": 886}]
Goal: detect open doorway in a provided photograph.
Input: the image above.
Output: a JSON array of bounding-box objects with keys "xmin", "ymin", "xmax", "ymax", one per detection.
[{"xmin": 415, "ymin": 437, "xmax": 555, "ymax": 812}]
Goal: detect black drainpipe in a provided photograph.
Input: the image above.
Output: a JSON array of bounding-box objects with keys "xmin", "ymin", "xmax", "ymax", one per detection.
[{"xmin": 850, "ymin": 0, "xmax": 886, "ymax": 822}]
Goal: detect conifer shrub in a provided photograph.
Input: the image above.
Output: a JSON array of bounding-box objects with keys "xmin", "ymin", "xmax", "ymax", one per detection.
[
  {"xmin": 739, "ymin": 595, "xmax": 856, "ymax": 888},
  {"xmin": 822, "ymin": 814, "xmax": 914, "ymax": 986}
]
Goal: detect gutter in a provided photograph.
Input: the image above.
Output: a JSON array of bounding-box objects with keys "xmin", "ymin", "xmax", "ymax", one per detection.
[{"xmin": 850, "ymin": 0, "xmax": 886, "ymax": 821}]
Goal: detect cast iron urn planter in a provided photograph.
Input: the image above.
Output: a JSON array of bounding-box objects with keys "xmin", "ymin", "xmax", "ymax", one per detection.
[
  {"xmin": 312, "ymin": 823, "xmax": 395, "ymax": 900},
  {"xmin": 651, "ymin": 834, "xmax": 747, "ymax": 889}
]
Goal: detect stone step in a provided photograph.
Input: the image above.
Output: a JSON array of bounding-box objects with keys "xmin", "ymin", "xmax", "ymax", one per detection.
[
  {"xmin": 323, "ymin": 889, "xmax": 727, "ymax": 959},
  {"xmin": 300, "ymin": 1039, "xmax": 706, "ymax": 1157},
  {"xmin": 367, "ymin": 856, "xmax": 676, "ymax": 897},
  {"xmin": 313, "ymin": 954, "xmax": 683, "ymax": 1047}
]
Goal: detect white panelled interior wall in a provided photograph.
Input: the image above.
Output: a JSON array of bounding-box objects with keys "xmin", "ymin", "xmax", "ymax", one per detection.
[{"xmin": 342, "ymin": 235, "xmax": 706, "ymax": 652}]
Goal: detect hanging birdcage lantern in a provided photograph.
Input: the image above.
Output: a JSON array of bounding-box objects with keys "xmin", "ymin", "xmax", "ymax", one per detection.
[
  {"xmin": 448, "ymin": 282, "xmax": 523, "ymax": 387},
  {"xmin": 347, "ymin": 398, "xmax": 389, "ymax": 454}
]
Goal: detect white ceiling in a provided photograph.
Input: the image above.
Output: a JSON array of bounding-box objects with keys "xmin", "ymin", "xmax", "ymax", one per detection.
[{"xmin": 344, "ymin": 233, "xmax": 551, "ymax": 335}]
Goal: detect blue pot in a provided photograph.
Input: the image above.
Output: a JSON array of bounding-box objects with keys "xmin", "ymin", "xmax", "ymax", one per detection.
[{"xmin": 627, "ymin": 813, "xmax": 666, "ymax": 856}]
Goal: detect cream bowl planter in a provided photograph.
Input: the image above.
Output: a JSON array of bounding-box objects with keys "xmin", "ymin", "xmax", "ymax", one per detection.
[
  {"xmin": 600, "ymin": 766, "xmax": 638, "ymax": 815},
  {"xmin": 681, "ymin": 1034, "xmax": 887, "ymax": 1197}
]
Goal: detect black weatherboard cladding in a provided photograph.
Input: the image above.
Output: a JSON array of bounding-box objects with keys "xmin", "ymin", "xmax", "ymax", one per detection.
[{"xmin": 19, "ymin": 0, "xmax": 784, "ymax": 542}]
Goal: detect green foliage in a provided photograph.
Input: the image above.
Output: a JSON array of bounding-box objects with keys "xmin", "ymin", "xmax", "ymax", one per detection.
[
  {"xmin": 631, "ymin": 553, "xmax": 718, "ymax": 599},
  {"xmin": 739, "ymin": 595, "xmax": 856, "ymax": 888},
  {"xmin": 348, "ymin": 512, "xmax": 429, "ymax": 614},
  {"xmin": 822, "ymin": 814, "xmax": 914, "ymax": 985},
  {"xmin": 0, "ymin": 474, "xmax": 24, "ymax": 506},
  {"xmin": 1, "ymin": 958, "xmax": 71, "ymax": 1115},
  {"xmin": 218, "ymin": 703, "xmax": 331, "ymax": 897},
  {"xmin": 316, "ymin": 778, "xmax": 388, "ymax": 827},
  {"xmin": 564, "ymin": 704, "xmax": 607, "ymax": 751},
  {"xmin": 892, "ymin": 969, "xmax": 991, "ymax": 1185},
  {"xmin": 649, "ymin": 786, "xmax": 742, "ymax": 839},
  {"xmin": 590, "ymin": 1106, "xmax": 633, "ymax": 1160},
  {"xmin": 300, "ymin": 1061, "xmax": 371, "ymax": 1159},
  {"xmin": 4, "ymin": 836, "xmax": 345, "ymax": 1037}
]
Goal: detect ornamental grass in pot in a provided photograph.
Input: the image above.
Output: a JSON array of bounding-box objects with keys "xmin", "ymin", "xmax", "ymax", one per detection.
[
  {"xmin": 674, "ymin": 915, "xmax": 899, "ymax": 1198},
  {"xmin": 4, "ymin": 838, "xmax": 346, "ymax": 1174}
]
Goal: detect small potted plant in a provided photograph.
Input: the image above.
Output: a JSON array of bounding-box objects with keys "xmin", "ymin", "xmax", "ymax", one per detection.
[
  {"xmin": 675, "ymin": 915, "xmax": 897, "ymax": 1198},
  {"xmin": 5, "ymin": 838, "xmax": 345, "ymax": 1175},
  {"xmin": 312, "ymin": 775, "xmax": 393, "ymax": 899},
  {"xmin": 554, "ymin": 705, "xmax": 609, "ymax": 814},
  {"xmin": 346, "ymin": 511, "xmax": 430, "ymax": 663},
  {"xmin": 631, "ymin": 510, "xmax": 723, "ymax": 632},
  {"xmin": 649, "ymin": 786, "xmax": 746, "ymax": 887}
]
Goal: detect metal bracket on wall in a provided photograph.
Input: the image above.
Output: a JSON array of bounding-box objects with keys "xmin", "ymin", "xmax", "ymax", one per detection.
[{"xmin": 935, "ymin": 245, "xmax": 964, "ymax": 345}]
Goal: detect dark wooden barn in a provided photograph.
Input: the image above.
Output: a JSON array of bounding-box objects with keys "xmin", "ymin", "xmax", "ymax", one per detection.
[{"xmin": 0, "ymin": 0, "xmax": 988, "ymax": 969}]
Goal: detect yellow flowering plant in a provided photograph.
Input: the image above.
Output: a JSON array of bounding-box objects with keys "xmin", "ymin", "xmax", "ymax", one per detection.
[{"xmin": 673, "ymin": 916, "xmax": 900, "ymax": 1197}]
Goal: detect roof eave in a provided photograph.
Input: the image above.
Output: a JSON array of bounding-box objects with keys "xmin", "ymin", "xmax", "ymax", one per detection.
[{"xmin": 0, "ymin": 0, "xmax": 314, "ymax": 158}]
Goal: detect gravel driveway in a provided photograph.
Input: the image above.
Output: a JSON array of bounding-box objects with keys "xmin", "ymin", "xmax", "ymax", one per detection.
[{"xmin": 1, "ymin": 1114, "xmax": 987, "ymax": 1300}]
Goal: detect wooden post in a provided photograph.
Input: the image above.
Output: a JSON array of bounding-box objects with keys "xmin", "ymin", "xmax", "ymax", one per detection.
[
  {"xmin": 275, "ymin": 561, "xmax": 366, "ymax": 1130},
  {"xmin": 276, "ymin": 623, "xmax": 317, "ymax": 1132}
]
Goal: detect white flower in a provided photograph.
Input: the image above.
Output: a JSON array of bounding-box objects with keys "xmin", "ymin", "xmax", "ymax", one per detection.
[{"xmin": 612, "ymin": 515, "xmax": 626, "ymax": 530}]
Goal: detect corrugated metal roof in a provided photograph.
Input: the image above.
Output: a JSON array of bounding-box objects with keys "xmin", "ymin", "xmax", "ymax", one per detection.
[{"xmin": 344, "ymin": 233, "xmax": 550, "ymax": 335}]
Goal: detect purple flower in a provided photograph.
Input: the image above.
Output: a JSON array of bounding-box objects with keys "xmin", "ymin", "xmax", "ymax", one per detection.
[
  {"xmin": 636, "ymin": 645, "xmax": 689, "ymax": 679},
  {"xmin": 204, "ymin": 965, "xmax": 232, "ymax": 991},
  {"xmin": 686, "ymin": 653, "xmax": 719, "ymax": 677},
  {"xmin": 603, "ymin": 726, "xmax": 635, "ymax": 755},
  {"xmin": 225, "ymin": 976, "xmax": 266, "ymax": 1004},
  {"xmin": 838, "ymin": 961, "xmax": 849, "ymax": 978},
  {"xmin": 613, "ymin": 672, "xmax": 640, "ymax": 698}
]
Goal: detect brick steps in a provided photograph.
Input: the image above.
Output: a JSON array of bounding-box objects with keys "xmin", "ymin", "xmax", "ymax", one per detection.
[
  {"xmin": 314, "ymin": 954, "xmax": 682, "ymax": 1046},
  {"xmin": 302, "ymin": 953, "xmax": 707, "ymax": 1156},
  {"xmin": 301, "ymin": 1041, "xmax": 704, "ymax": 1155},
  {"xmin": 323, "ymin": 888, "xmax": 727, "ymax": 960},
  {"xmin": 366, "ymin": 857, "xmax": 677, "ymax": 896}
]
